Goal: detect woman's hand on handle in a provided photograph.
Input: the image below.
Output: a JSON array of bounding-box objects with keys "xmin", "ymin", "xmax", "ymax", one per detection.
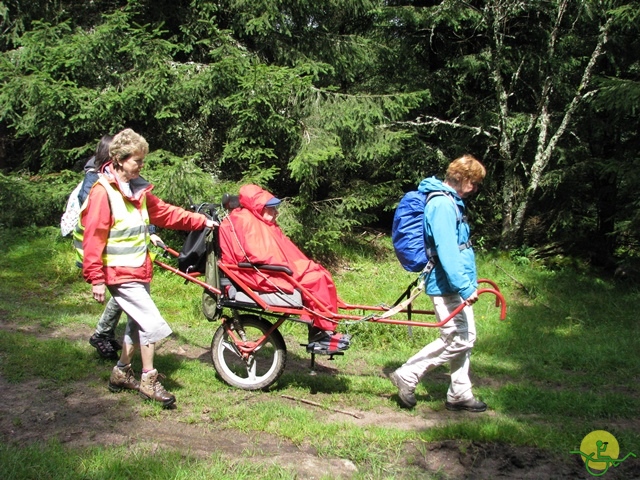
[
  {"xmin": 150, "ymin": 233, "xmax": 165, "ymax": 248},
  {"xmin": 465, "ymin": 290, "xmax": 479, "ymax": 305}
]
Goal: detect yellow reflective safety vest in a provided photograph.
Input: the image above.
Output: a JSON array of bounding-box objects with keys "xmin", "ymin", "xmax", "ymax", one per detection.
[{"xmin": 74, "ymin": 176, "xmax": 150, "ymax": 267}]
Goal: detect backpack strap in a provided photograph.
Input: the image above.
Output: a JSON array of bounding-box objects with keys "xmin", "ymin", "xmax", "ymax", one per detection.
[
  {"xmin": 425, "ymin": 191, "xmax": 464, "ymax": 223},
  {"xmin": 423, "ymin": 191, "xmax": 471, "ymax": 263}
]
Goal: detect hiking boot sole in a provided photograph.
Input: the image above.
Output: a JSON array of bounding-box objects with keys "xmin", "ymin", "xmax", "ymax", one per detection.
[
  {"xmin": 108, "ymin": 382, "xmax": 124, "ymax": 393},
  {"xmin": 108, "ymin": 382, "xmax": 139, "ymax": 393},
  {"xmin": 90, "ymin": 336, "xmax": 119, "ymax": 360},
  {"xmin": 305, "ymin": 344, "xmax": 349, "ymax": 355},
  {"xmin": 139, "ymin": 391, "xmax": 176, "ymax": 407},
  {"xmin": 445, "ymin": 401, "xmax": 487, "ymax": 413}
]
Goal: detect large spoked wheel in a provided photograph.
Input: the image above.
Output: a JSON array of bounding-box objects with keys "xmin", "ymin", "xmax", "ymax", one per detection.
[{"xmin": 211, "ymin": 315, "xmax": 287, "ymax": 390}]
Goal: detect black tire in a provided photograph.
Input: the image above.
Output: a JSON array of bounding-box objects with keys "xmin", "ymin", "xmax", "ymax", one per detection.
[{"xmin": 211, "ymin": 315, "xmax": 287, "ymax": 390}]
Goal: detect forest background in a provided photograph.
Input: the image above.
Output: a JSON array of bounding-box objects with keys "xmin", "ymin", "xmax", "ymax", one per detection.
[{"xmin": 1, "ymin": 0, "xmax": 639, "ymax": 272}]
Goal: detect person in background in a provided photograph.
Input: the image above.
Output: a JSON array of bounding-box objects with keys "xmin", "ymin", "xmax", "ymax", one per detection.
[
  {"xmin": 78, "ymin": 135, "xmax": 114, "ymax": 206},
  {"xmin": 78, "ymin": 128, "xmax": 217, "ymax": 407},
  {"xmin": 80, "ymin": 135, "xmax": 123, "ymax": 359},
  {"xmin": 218, "ymin": 184, "xmax": 351, "ymax": 354},
  {"xmin": 389, "ymin": 155, "xmax": 487, "ymax": 412}
]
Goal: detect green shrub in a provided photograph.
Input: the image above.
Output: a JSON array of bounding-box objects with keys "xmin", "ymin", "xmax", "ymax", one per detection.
[{"xmin": 0, "ymin": 170, "xmax": 81, "ymax": 228}]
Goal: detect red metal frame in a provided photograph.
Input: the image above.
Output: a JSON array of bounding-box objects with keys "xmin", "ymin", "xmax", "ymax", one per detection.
[
  {"xmin": 153, "ymin": 246, "xmax": 507, "ymax": 330},
  {"xmin": 221, "ymin": 315, "xmax": 289, "ymax": 360}
]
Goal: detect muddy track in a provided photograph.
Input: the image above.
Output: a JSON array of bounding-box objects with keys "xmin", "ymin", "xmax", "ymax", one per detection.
[{"xmin": 1, "ymin": 321, "xmax": 638, "ymax": 479}]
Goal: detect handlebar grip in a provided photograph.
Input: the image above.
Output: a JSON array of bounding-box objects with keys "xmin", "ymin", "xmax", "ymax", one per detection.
[{"xmin": 237, "ymin": 262, "xmax": 294, "ymax": 276}]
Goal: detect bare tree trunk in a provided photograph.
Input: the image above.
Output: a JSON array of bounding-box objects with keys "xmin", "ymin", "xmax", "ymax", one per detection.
[
  {"xmin": 486, "ymin": 0, "xmax": 519, "ymax": 247},
  {"xmin": 495, "ymin": 0, "xmax": 611, "ymax": 248},
  {"xmin": 510, "ymin": 16, "xmax": 611, "ymax": 241}
]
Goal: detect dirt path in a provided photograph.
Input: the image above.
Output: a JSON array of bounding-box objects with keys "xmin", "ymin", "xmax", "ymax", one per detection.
[
  {"xmin": 1, "ymin": 321, "xmax": 638, "ymax": 479},
  {"xmin": 0, "ymin": 370, "xmax": 599, "ymax": 480}
]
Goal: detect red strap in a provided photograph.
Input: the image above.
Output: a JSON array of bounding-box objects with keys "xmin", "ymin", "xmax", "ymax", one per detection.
[{"xmin": 328, "ymin": 333, "xmax": 341, "ymax": 352}]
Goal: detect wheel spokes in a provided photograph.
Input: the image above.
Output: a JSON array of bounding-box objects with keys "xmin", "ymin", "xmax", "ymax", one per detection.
[
  {"xmin": 246, "ymin": 356, "xmax": 257, "ymax": 381},
  {"xmin": 222, "ymin": 339, "xmax": 241, "ymax": 357},
  {"xmin": 212, "ymin": 316, "xmax": 286, "ymax": 390}
]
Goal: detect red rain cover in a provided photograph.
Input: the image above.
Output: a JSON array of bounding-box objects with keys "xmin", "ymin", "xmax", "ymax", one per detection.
[{"xmin": 218, "ymin": 184, "xmax": 337, "ymax": 331}]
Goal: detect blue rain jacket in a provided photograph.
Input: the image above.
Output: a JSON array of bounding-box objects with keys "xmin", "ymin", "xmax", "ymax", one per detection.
[{"xmin": 418, "ymin": 177, "xmax": 477, "ymax": 300}]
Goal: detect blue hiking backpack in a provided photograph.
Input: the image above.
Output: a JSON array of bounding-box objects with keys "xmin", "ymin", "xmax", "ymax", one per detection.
[{"xmin": 392, "ymin": 190, "xmax": 460, "ymax": 272}]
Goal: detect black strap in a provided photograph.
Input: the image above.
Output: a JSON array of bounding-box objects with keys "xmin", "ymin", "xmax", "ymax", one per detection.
[{"xmin": 237, "ymin": 262, "xmax": 294, "ymax": 276}]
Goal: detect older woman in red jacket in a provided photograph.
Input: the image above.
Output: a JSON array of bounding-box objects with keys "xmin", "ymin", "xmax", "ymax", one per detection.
[{"xmin": 79, "ymin": 128, "xmax": 216, "ymax": 407}]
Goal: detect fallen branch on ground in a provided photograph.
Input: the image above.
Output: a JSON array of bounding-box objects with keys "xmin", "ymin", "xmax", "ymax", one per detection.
[{"xmin": 281, "ymin": 394, "xmax": 363, "ymax": 419}]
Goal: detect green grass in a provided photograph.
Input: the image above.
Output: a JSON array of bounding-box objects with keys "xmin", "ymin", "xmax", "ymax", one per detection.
[
  {"xmin": 1, "ymin": 226, "xmax": 639, "ymax": 478},
  {"xmin": 0, "ymin": 441, "xmax": 296, "ymax": 479}
]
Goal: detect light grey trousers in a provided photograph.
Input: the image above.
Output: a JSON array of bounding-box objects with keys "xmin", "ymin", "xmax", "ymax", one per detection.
[
  {"xmin": 394, "ymin": 294, "xmax": 477, "ymax": 403},
  {"xmin": 107, "ymin": 282, "xmax": 172, "ymax": 346}
]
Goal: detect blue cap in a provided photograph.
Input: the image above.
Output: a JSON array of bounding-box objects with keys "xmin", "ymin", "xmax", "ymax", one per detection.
[{"xmin": 265, "ymin": 197, "xmax": 281, "ymax": 207}]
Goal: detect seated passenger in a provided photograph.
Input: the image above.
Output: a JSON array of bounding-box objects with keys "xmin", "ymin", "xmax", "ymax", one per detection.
[{"xmin": 218, "ymin": 184, "xmax": 350, "ymax": 354}]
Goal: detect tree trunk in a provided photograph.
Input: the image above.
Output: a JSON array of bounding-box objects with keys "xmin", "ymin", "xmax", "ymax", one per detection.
[{"xmin": 496, "ymin": 2, "xmax": 611, "ymax": 248}]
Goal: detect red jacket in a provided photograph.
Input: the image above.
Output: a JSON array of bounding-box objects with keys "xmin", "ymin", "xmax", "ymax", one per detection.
[
  {"xmin": 218, "ymin": 184, "xmax": 338, "ymax": 330},
  {"xmin": 81, "ymin": 167, "xmax": 208, "ymax": 286}
]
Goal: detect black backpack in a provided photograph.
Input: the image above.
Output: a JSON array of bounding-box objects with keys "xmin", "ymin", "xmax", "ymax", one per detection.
[
  {"xmin": 178, "ymin": 202, "xmax": 220, "ymax": 274},
  {"xmin": 178, "ymin": 228, "xmax": 208, "ymax": 274}
]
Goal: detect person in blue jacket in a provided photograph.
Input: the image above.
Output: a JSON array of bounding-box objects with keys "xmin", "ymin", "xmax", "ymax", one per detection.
[{"xmin": 389, "ymin": 155, "xmax": 487, "ymax": 412}]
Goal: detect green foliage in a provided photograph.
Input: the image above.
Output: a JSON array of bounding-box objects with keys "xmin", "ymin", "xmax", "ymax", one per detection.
[
  {"xmin": 0, "ymin": 170, "xmax": 80, "ymax": 228},
  {"xmin": 0, "ymin": 154, "xmax": 231, "ymax": 233},
  {"xmin": 220, "ymin": 63, "xmax": 312, "ymax": 181},
  {"xmin": 1, "ymin": 0, "xmax": 640, "ymax": 263},
  {"xmin": 142, "ymin": 150, "xmax": 226, "ymax": 207},
  {"xmin": 0, "ymin": 7, "xmax": 237, "ymax": 172}
]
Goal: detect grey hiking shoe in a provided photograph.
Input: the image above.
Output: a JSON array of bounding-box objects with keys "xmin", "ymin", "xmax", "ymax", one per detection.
[
  {"xmin": 389, "ymin": 371, "xmax": 417, "ymax": 408},
  {"xmin": 108, "ymin": 364, "xmax": 140, "ymax": 392},
  {"xmin": 109, "ymin": 337, "xmax": 123, "ymax": 352},
  {"xmin": 90, "ymin": 333, "xmax": 119, "ymax": 360},
  {"xmin": 306, "ymin": 329, "xmax": 351, "ymax": 355},
  {"xmin": 445, "ymin": 397, "xmax": 487, "ymax": 412},
  {"xmin": 139, "ymin": 369, "xmax": 176, "ymax": 407}
]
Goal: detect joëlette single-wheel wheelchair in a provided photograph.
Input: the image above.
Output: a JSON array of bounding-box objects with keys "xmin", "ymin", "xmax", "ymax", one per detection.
[{"xmin": 152, "ymin": 195, "xmax": 507, "ymax": 391}]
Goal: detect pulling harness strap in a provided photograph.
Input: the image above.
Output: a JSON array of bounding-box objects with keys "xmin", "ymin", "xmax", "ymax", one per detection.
[
  {"xmin": 425, "ymin": 239, "xmax": 472, "ymax": 260},
  {"xmin": 374, "ymin": 273, "xmax": 427, "ymax": 320}
]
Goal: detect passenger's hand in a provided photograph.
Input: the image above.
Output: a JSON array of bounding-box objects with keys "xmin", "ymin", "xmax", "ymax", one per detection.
[
  {"xmin": 205, "ymin": 219, "xmax": 219, "ymax": 229},
  {"xmin": 92, "ymin": 283, "xmax": 106, "ymax": 304},
  {"xmin": 465, "ymin": 290, "xmax": 479, "ymax": 306},
  {"xmin": 150, "ymin": 234, "xmax": 164, "ymax": 249}
]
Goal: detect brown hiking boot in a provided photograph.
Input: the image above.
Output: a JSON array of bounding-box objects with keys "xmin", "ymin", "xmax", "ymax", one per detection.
[
  {"xmin": 108, "ymin": 364, "xmax": 140, "ymax": 392},
  {"xmin": 139, "ymin": 369, "xmax": 176, "ymax": 407}
]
